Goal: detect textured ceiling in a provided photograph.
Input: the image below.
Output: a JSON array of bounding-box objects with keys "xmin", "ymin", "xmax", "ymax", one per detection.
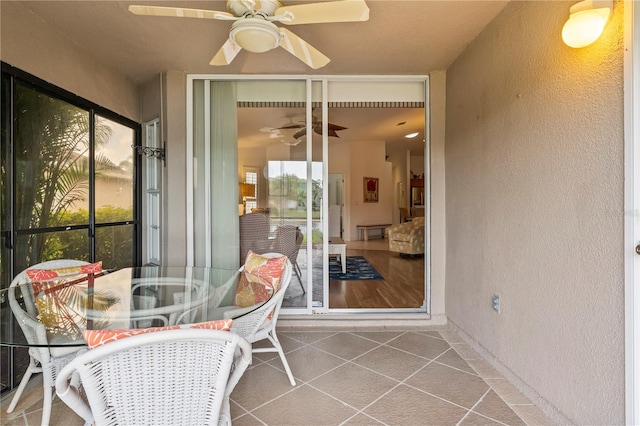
[{"xmin": 11, "ymin": 0, "xmax": 509, "ymax": 151}]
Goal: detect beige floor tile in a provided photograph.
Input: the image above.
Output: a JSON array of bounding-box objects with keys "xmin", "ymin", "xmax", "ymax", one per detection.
[
  {"xmin": 451, "ymin": 343, "xmax": 484, "ymax": 361},
  {"xmin": 458, "ymin": 411, "xmax": 505, "ymax": 425},
  {"xmin": 275, "ymin": 344, "xmax": 345, "ymax": 382},
  {"xmin": 279, "ymin": 331, "xmax": 336, "ymax": 344},
  {"xmin": 310, "ymin": 332, "xmax": 380, "ymax": 360},
  {"xmin": 341, "ymin": 413, "xmax": 386, "ymax": 425},
  {"xmin": 47, "ymin": 400, "xmax": 84, "ymax": 426},
  {"xmin": 511, "ymin": 404, "xmax": 555, "ymax": 426},
  {"xmin": 387, "ymin": 331, "xmax": 452, "ymax": 360},
  {"xmin": 352, "ymin": 331, "xmax": 405, "ymax": 344},
  {"xmin": 434, "ymin": 348, "xmax": 478, "ymax": 375},
  {"xmin": 352, "ymin": 345, "xmax": 431, "ymax": 381},
  {"xmin": 484, "ymin": 379, "xmax": 533, "ymax": 405},
  {"xmin": 229, "ymin": 412, "xmax": 266, "ymax": 426},
  {"xmin": 3, "ymin": 331, "xmax": 551, "ymax": 426},
  {"xmin": 440, "ymin": 330, "xmax": 467, "ymax": 344},
  {"xmin": 0, "ymin": 383, "xmax": 45, "ymax": 419},
  {"xmin": 467, "ymin": 359, "xmax": 503, "ymax": 379},
  {"xmin": 405, "ymin": 362, "xmax": 490, "ymax": 409},
  {"xmin": 413, "ymin": 330, "xmax": 446, "ymax": 340},
  {"xmin": 473, "ymin": 390, "xmax": 526, "ymax": 425},
  {"xmin": 250, "ymin": 385, "xmax": 357, "ymax": 426},
  {"xmin": 364, "ymin": 384, "xmax": 468, "ymax": 426},
  {"xmin": 231, "ymin": 363, "xmax": 300, "ymax": 411},
  {"xmin": 309, "ymin": 363, "xmax": 398, "ymax": 410}
]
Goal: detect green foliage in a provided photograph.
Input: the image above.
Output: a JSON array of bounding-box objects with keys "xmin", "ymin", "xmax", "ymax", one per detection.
[
  {"xmin": 5, "ymin": 82, "xmax": 137, "ymax": 270},
  {"xmin": 44, "ymin": 206, "xmax": 135, "ymax": 270}
]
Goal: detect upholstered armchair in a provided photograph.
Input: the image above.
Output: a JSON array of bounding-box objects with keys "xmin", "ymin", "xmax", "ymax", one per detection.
[{"xmin": 387, "ymin": 216, "xmax": 425, "ymax": 256}]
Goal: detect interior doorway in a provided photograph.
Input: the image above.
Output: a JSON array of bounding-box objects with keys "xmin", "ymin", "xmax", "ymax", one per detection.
[{"xmin": 328, "ymin": 173, "xmax": 343, "ymax": 239}]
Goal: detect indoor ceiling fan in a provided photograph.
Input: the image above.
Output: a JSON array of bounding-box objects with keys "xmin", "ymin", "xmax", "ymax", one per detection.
[
  {"xmin": 275, "ymin": 114, "xmax": 347, "ymax": 139},
  {"xmin": 128, "ymin": 0, "xmax": 370, "ymax": 69}
]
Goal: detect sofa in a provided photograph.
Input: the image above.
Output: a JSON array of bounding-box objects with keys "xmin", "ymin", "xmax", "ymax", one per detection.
[{"xmin": 387, "ymin": 216, "xmax": 425, "ymax": 256}]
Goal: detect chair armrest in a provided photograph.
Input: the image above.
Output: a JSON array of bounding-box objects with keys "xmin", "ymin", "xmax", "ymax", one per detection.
[
  {"xmin": 225, "ymin": 336, "xmax": 252, "ymax": 397},
  {"xmin": 387, "ymin": 222, "xmax": 413, "ymax": 238},
  {"xmin": 56, "ymin": 365, "xmax": 94, "ymax": 424},
  {"xmin": 222, "ymin": 305, "xmax": 257, "ymax": 320}
]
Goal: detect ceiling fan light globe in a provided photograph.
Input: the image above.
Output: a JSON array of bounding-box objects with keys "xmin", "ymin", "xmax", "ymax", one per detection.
[{"xmin": 230, "ymin": 19, "xmax": 282, "ymax": 52}]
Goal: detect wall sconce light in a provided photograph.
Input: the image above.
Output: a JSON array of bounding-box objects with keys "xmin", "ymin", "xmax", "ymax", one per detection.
[
  {"xmin": 239, "ymin": 182, "xmax": 256, "ymax": 215},
  {"xmin": 562, "ymin": 0, "xmax": 613, "ymax": 48},
  {"xmin": 132, "ymin": 141, "xmax": 166, "ymax": 166}
]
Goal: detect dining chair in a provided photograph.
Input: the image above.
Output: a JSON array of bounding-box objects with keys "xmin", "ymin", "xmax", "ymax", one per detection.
[
  {"xmin": 273, "ymin": 225, "xmax": 305, "ymax": 294},
  {"xmin": 6, "ymin": 259, "xmax": 92, "ymax": 426},
  {"xmin": 55, "ymin": 328, "xmax": 251, "ymax": 426},
  {"xmin": 226, "ymin": 252, "xmax": 296, "ymax": 386},
  {"xmin": 239, "ymin": 212, "xmax": 273, "ymax": 263}
]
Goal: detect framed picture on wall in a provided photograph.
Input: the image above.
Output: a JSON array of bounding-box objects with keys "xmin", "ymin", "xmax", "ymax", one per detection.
[{"xmin": 363, "ymin": 177, "xmax": 379, "ymax": 203}]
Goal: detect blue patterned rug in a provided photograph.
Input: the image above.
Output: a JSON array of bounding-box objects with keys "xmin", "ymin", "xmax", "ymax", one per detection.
[{"xmin": 329, "ymin": 256, "xmax": 384, "ymax": 281}]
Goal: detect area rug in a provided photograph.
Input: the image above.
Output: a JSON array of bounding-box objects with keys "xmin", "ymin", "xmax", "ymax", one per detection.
[{"xmin": 329, "ymin": 256, "xmax": 384, "ymax": 281}]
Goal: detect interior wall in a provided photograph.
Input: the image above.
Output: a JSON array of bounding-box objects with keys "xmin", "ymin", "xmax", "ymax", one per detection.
[
  {"xmin": 344, "ymin": 140, "xmax": 393, "ymax": 241},
  {"xmin": 0, "ymin": 1, "xmax": 139, "ymax": 121},
  {"xmin": 445, "ymin": 1, "xmax": 625, "ymax": 424}
]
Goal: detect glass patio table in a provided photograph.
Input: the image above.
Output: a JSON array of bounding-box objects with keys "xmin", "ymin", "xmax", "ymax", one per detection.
[{"xmin": 0, "ymin": 266, "xmax": 268, "ymax": 349}]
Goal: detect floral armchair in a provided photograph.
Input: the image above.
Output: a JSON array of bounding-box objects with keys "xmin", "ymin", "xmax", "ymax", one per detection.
[{"xmin": 387, "ymin": 216, "xmax": 425, "ymax": 256}]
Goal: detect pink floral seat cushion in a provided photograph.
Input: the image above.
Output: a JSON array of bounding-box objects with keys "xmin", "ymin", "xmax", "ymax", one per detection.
[{"xmin": 83, "ymin": 318, "xmax": 233, "ymax": 348}]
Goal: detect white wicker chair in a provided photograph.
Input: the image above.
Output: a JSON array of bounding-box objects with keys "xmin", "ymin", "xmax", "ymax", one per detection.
[
  {"xmin": 6, "ymin": 259, "xmax": 91, "ymax": 426},
  {"xmin": 55, "ymin": 328, "xmax": 252, "ymax": 426},
  {"xmin": 225, "ymin": 252, "xmax": 296, "ymax": 386}
]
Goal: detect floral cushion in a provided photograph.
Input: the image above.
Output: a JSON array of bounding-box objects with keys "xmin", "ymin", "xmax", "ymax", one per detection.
[
  {"xmin": 27, "ymin": 263, "xmax": 106, "ymax": 340},
  {"xmin": 234, "ymin": 250, "xmax": 287, "ymax": 308},
  {"xmin": 83, "ymin": 318, "xmax": 233, "ymax": 348},
  {"xmin": 26, "ymin": 261, "xmax": 103, "ymax": 282}
]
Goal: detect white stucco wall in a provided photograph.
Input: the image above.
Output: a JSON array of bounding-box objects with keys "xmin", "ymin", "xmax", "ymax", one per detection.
[
  {"xmin": 445, "ymin": 1, "xmax": 625, "ymax": 424},
  {"xmin": 0, "ymin": 1, "xmax": 139, "ymax": 121}
]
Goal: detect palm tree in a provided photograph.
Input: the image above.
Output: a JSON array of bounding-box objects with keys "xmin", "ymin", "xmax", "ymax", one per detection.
[{"xmin": 12, "ymin": 83, "xmax": 113, "ymax": 269}]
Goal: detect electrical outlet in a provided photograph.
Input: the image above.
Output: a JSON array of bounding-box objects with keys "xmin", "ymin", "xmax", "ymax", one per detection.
[{"xmin": 492, "ymin": 295, "xmax": 501, "ymax": 313}]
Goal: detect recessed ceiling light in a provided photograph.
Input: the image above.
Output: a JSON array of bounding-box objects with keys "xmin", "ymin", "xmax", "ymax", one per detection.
[{"xmin": 405, "ymin": 132, "xmax": 419, "ymax": 139}]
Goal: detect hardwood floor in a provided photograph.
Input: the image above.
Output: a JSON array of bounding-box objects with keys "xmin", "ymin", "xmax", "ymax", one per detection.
[
  {"xmin": 282, "ymin": 238, "xmax": 426, "ymax": 310},
  {"xmin": 329, "ymin": 244, "xmax": 425, "ymax": 309}
]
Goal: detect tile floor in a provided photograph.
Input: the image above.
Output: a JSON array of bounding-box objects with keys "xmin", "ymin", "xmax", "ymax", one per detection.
[{"xmin": 1, "ymin": 327, "xmax": 553, "ymax": 426}]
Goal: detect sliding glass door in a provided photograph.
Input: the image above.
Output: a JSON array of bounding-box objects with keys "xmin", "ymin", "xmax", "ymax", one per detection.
[{"xmin": 188, "ymin": 76, "xmax": 428, "ymax": 315}]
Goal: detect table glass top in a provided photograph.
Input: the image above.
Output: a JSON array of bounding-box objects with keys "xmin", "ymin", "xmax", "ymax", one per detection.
[{"xmin": 0, "ymin": 266, "xmax": 269, "ymax": 348}]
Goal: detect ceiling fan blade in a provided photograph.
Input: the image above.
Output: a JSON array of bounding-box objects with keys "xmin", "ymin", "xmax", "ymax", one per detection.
[
  {"xmin": 128, "ymin": 5, "xmax": 234, "ymax": 20},
  {"xmin": 275, "ymin": 0, "xmax": 369, "ymax": 25},
  {"xmin": 293, "ymin": 129, "xmax": 307, "ymax": 140},
  {"xmin": 312, "ymin": 122, "xmax": 347, "ymax": 136},
  {"xmin": 274, "ymin": 123, "xmax": 305, "ymax": 130},
  {"xmin": 279, "ymin": 28, "xmax": 330, "ymax": 69},
  {"xmin": 312, "ymin": 126, "xmax": 341, "ymax": 138},
  {"xmin": 328, "ymin": 123, "xmax": 348, "ymax": 131},
  {"xmin": 210, "ymin": 39, "xmax": 243, "ymax": 66}
]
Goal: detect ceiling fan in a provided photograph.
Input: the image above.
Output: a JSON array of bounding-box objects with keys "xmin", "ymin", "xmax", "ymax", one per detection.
[
  {"xmin": 273, "ymin": 113, "xmax": 348, "ymax": 142},
  {"xmin": 128, "ymin": 0, "xmax": 370, "ymax": 69}
]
